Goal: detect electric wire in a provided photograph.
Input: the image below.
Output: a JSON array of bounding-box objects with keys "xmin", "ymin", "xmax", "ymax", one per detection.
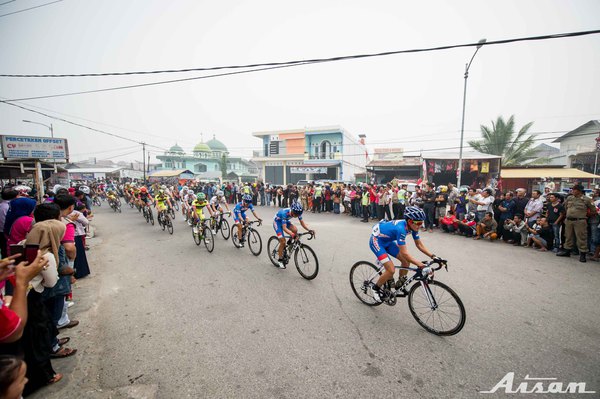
[
  {"xmin": 2, "ymin": 29, "xmax": 599, "ymax": 78},
  {"xmin": 0, "ymin": 1, "xmax": 17, "ymax": 7},
  {"xmin": 0, "ymin": 0, "xmax": 63, "ymax": 18}
]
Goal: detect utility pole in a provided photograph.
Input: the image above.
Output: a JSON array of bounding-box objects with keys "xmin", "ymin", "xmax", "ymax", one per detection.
[{"xmin": 142, "ymin": 142, "xmax": 146, "ymax": 184}]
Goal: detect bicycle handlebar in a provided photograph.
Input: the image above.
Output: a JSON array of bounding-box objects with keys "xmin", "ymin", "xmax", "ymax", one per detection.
[{"xmin": 424, "ymin": 258, "xmax": 448, "ymax": 272}]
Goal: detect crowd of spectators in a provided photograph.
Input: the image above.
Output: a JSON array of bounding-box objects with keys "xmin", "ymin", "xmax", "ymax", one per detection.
[{"xmin": 0, "ymin": 183, "xmax": 95, "ymax": 397}]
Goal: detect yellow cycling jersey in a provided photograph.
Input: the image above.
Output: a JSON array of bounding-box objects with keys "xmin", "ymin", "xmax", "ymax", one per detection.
[
  {"xmin": 155, "ymin": 194, "xmax": 169, "ymax": 204},
  {"xmin": 192, "ymin": 200, "xmax": 208, "ymax": 209}
]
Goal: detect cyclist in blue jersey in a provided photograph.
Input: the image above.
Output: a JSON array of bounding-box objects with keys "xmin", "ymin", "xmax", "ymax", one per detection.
[
  {"xmin": 369, "ymin": 205, "xmax": 441, "ymax": 302},
  {"xmin": 273, "ymin": 201, "xmax": 315, "ymax": 268},
  {"xmin": 233, "ymin": 194, "xmax": 262, "ymax": 247}
]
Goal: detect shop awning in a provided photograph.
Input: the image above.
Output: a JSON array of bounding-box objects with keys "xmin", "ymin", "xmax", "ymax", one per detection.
[
  {"xmin": 501, "ymin": 168, "xmax": 600, "ymax": 179},
  {"xmin": 149, "ymin": 169, "xmax": 193, "ymax": 177}
]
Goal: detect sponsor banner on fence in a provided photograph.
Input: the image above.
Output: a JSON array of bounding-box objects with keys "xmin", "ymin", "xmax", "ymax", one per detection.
[
  {"xmin": 1, "ymin": 135, "xmax": 69, "ymax": 159},
  {"xmin": 291, "ymin": 167, "xmax": 327, "ymax": 174}
]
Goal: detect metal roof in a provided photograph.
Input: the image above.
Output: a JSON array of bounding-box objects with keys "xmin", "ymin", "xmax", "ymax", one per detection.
[
  {"xmin": 423, "ymin": 150, "xmax": 502, "ymax": 160},
  {"xmin": 66, "ymin": 167, "xmax": 123, "ymax": 173}
]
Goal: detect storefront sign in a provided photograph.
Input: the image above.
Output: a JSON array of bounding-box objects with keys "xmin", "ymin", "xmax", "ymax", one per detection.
[
  {"xmin": 291, "ymin": 167, "xmax": 327, "ymax": 174},
  {"xmin": 69, "ymin": 173, "xmax": 97, "ymax": 180},
  {"xmin": 1, "ymin": 135, "xmax": 69, "ymax": 159},
  {"xmin": 481, "ymin": 162, "xmax": 490, "ymax": 173}
]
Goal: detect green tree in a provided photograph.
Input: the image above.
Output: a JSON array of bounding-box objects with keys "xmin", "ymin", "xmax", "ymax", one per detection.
[
  {"xmin": 220, "ymin": 153, "xmax": 228, "ymax": 179},
  {"xmin": 468, "ymin": 115, "xmax": 543, "ymax": 166}
]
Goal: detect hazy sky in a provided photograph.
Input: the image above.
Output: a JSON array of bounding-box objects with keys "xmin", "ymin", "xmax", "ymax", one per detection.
[{"xmin": 1, "ymin": 0, "xmax": 599, "ymax": 163}]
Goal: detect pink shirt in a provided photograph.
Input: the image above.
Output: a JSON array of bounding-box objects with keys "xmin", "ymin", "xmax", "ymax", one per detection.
[
  {"xmin": 7, "ymin": 216, "xmax": 34, "ymax": 246},
  {"xmin": 61, "ymin": 222, "xmax": 75, "ymax": 244}
]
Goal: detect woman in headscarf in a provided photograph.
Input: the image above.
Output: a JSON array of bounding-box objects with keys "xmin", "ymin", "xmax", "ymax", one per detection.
[
  {"xmin": 18, "ymin": 219, "xmax": 74, "ymax": 395},
  {"xmin": 4, "ymin": 198, "xmax": 37, "ymax": 248}
]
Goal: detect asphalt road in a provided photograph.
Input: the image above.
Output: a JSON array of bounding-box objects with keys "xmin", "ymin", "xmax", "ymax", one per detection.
[{"xmin": 34, "ymin": 202, "xmax": 600, "ymax": 398}]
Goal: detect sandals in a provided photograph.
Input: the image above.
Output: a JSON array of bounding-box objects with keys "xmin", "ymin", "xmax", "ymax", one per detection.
[
  {"xmin": 51, "ymin": 347, "xmax": 77, "ymax": 358},
  {"xmin": 58, "ymin": 320, "xmax": 79, "ymax": 330},
  {"xmin": 58, "ymin": 337, "xmax": 70, "ymax": 346},
  {"xmin": 48, "ymin": 373, "xmax": 63, "ymax": 384}
]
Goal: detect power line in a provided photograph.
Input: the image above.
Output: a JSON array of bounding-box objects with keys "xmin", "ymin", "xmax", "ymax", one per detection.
[
  {"xmin": 2, "ymin": 29, "xmax": 600, "ymax": 78},
  {"xmin": 4, "ymin": 29, "xmax": 600, "ymax": 102},
  {"xmin": 0, "ymin": 0, "xmax": 63, "ymax": 19},
  {"xmin": 0, "ymin": 1, "xmax": 17, "ymax": 7},
  {"xmin": 2, "ymin": 62, "xmax": 317, "ymax": 102}
]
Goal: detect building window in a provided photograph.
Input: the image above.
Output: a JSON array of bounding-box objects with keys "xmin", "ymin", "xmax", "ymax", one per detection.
[
  {"xmin": 269, "ymin": 141, "xmax": 279, "ymax": 155},
  {"xmin": 215, "ymin": 164, "xmax": 219, "ymax": 171},
  {"xmin": 194, "ymin": 163, "xmax": 207, "ymax": 173},
  {"xmin": 321, "ymin": 140, "xmax": 332, "ymax": 159}
]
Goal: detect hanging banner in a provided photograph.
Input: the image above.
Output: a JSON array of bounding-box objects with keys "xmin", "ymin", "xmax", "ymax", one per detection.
[
  {"xmin": 291, "ymin": 167, "xmax": 326, "ymax": 174},
  {"xmin": 1, "ymin": 135, "xmax": 69, "ymax": 159},
  {"xmin": 481, "ymin": 162, "xmax": 490, "ymax": 173}
]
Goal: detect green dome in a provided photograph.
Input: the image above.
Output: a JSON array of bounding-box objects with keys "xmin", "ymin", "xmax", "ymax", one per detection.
[
  {"xmin": 206, "ymin": 135, "xmax": 228, "ymax": 152},
  {"xmin": 193, "ymin": 142, "xmax": 211, "ymax": 153},
  {"xmin": 169, "ymin": 143, "xmax": 184, "ymax": 153}
]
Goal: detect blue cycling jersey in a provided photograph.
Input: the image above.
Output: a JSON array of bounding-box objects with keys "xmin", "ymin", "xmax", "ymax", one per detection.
[
  {"xmin": 372, "ymin": 220, "xmax": 420, "ymax": 246},
  {"xmin": 274, "ymin": 208, "xmax": 302, "ymax": 223},
  {"xmin": 233, "ymin": 202, "xmax": 254, "ymax": 213}
]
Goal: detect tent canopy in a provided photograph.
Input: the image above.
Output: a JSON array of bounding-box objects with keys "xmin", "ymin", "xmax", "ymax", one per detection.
[{"xmin": 150, "ymin": 169, "xmax": 193, "ymax": 177}]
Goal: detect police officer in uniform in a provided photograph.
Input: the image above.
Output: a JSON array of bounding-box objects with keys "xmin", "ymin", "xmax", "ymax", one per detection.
[{"xmin": 557, "ymin": 184, "xmax": 596, "ymax": 262}]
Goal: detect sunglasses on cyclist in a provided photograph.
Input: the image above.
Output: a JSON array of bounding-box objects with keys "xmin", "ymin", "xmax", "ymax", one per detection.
[{"xmin": 410, "ymin": 220, "xmax": 424, "ymax": 226}]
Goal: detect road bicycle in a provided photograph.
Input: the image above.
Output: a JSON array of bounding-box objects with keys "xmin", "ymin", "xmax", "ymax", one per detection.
[
  {"xmin": 267, "ymin": 232, "xmax": 319, "ymax": 280},
  {"xmin": 157, "ymin": 210, "xmax": 174, "ymax": 234},
  {"xmin": 172, "ymin": 198, "xmax": 180, "ymax": 212},
  {"xmin": 92, "ymin": 196, "xmax": 102, "ymax": 207},
  {"xmin": 209, "ymin": 211, "xmax": 231, "ymax": 240},
  {"xmin": 349, "ymin": 258, "xmax": 465, "ymax": 336},
  {"xmin": 231, "ymin": 220, "xmax": 262, "ymax": 256},
  {"xmin": 167, "ymin": 203, "xmax": 176, "ymax": 220},
  {"xmin": 191, "ymin": 218, "xmax": 214, "ymax": 252},
  {"xmin": 109, "ymin": 198, "xmax": 121, "ymax": 213},
  {"xmin": 142, "ymin": 205, "xmax": 154, "ymax": 226}
]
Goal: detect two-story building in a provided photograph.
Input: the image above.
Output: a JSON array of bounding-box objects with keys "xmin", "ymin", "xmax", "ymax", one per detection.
[
  {"xmin": 552, "ymin": 120, "xmax": 600, "ymax": 172},
  {"xmin": 156, "ymin": 135, "xmax": 258, "ymax": 182},
  {"xmin": 251, "ymin": 125, "xmax": 368, "ymax": 185}
]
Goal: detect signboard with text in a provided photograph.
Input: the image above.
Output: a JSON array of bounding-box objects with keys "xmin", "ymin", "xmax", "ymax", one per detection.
[
  {"xmin": 291, "ymin": 166, "xmax": 327, "ymax": 174},
  {"xmin": 1, "ymin": 135, "xmax": 69, "ymax": 159}
]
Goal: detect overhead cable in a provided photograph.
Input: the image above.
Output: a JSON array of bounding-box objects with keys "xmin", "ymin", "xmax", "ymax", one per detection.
[{"xmin": 0, "ymin": 0, "xmax": 63, "ymax": 19}]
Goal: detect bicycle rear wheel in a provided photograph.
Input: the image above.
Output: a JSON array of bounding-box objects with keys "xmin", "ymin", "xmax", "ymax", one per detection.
[
  {"xmin": 248, "ymin": 229, "xmax": 262, "ymax": 256},
  {"xmin": 192, "ymin": 223, "xmax": 201, "ymax": 245},
  {"xmin": 349, "ymin": 261, "xmax": 384, "ymax": 306},
  {"xmin": 169, "ymin": 207, "xmax": 176, "ymax": 219},
  {"xmin": 173, "ymin": 201, "xmax": 179, "ymax": 211},
  {"xmin": 294, "ymin": 244, "xmax": 319, "ymax": 280},
  {"xmin": 220, "ymin": 219, "xmax": 230, "ymax": 240},
  {"xmin": 117, "ymin": 203, "xmax": 121, "ymax": 213},
  {"xmin": 267, "ymin": 236, "xmax": 282, "ymax": 266},
  {"xmin": 203, "ymin": 226, "xmax": 214, "ymax": 252},
  {"xmin": 148, "ymin": 209, "xmax": 154, "ymax": 225},
  {"xmin": 407, "ymin": 280, "xmax": 466, "ymax": 336},
  {"xmin": 167, "ymin": 217, "xmax": 174, "ymax": 234}
]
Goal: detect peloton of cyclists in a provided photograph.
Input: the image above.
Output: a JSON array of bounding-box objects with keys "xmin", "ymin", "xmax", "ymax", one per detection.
[
  {"xmin": 272, "ymin": 201, "xmax": 315, "ymax": 269},
  {"xmin": 369, "ymin": 205, "xmax": 442, "ymax": 303}
]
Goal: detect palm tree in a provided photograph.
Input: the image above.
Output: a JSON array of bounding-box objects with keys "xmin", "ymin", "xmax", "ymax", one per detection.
[{"xmin": 468, "ymin": 115, "xmax": 543, "ymax": 166}]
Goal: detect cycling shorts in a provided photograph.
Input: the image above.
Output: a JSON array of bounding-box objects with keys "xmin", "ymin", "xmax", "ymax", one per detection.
[
  {"xmin": 233, "ymin": 210, "xmax": 247, "ymax": 224},
  {"xmin": 273, "ymin": 220, "xmax": 292, "ymax": 237},
  {"xmin": 369, "ymin": 235, "xmax": 399, "ymax": 263},
  {"xmin": 194, "ymin": 208, "xmax": 206, "ymax": 221},
  {"xmin": 156, "ymin": 202, "xmax": 167, "ymax": 212}
]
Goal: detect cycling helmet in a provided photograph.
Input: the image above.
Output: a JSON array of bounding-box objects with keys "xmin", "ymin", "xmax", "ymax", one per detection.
[
  {"xmin": 404, "ymin": 206, "xmax": 426, "ymax": 221},
  {"xmin": 158, "ymin": 189, "xmax": 165, "ymax": 195},
  {"xmin": 140, "ymin": 187, "xmax": 148, "ymax": 193},
  {"xmin": 182, "ymin": 185, "xmax": 188, "ymax": 191},
  {"xmin": 459, "ymin": 187, "xmax": 468, "ymax": 193},
  {"xmin": 466, "ymin": 212, "xmax": 476, "ymax": 221},
  {"xmin": 161, "ymin": 185, "xmax": 167, "ymax": 190},
  {"xmin": 216, "ymin": 190, "xmax": 224, "ymax": 197},
  {"xmin": 197, "ymin": 193, "xmax": 206, "ymax": 201},
  {"xmin": 290, "ymin": 201, "xmax": 303, "ymax": 215},
  {"xmin": 188, "ymin": 189, "xmax": 194, "ymax": 195},
  {"xmin": 242, "ymin": 194, "xmax": 253, "ymax": 203},
  {"xmin": 80, "ymin": 186, "xmax": 90, "ymax": 195}
]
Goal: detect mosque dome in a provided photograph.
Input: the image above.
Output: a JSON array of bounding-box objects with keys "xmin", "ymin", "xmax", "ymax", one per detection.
[
  {"xmin": 169, "ymin": 143, "xmax": 184, "ymax": 153},
  {"xmin": 193, "ymin": 142, "xmax": 211, "ymax": 153},
  {"xmin": 206, "ymin": 135, "xmax": 228, "ymax": 153}
]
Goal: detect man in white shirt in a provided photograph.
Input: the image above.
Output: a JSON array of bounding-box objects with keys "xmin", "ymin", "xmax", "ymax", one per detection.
[
  {"xmin": 470, "ymin": 188, "xmax": 494, "ymax": 221},
  {"xmin": 524, "ymin": 189, "xmax": 544, "ymax": 227}
]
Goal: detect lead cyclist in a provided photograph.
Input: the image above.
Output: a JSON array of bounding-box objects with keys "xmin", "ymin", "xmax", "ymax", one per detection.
[{"xmin": 369, "ymin": 206, "xmax": 443, "ymax": 303}]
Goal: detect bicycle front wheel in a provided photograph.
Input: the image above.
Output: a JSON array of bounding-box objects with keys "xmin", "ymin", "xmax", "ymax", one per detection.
[
  {"xmin": 166, "ymin": 217, "xmax": 173, "ymax": 235},
  {"xmin": 267, "ymin": 236, "xmax": 282, "ymax": 267},
  {"xmin": 231, "ymin": 225, "xmax": 242, "ymax": 248},
  {"xmin": 294, "ymin": 244, "xmax": 319, "ymax": 280},
  {"xmin": 192, "ymin": 224, "xmax": 201, "ymax": 245},
  {"xmin": 148, "ymin": 209, "xmax": 154, "ymax": 226},
  {"xmin": 220, "ymin": 219, "xmax": 231, "ymax": 240},
  {"xmin": 203, "ymin": 227, "xmax": 214, "ymax": 252},
  {"xmin": 349, "ymin": 261, "xmax": 384, "ymax": 307},
  {"xmin": 407, "ymin": 280, "xmax": 466, "ymax": 336},
  {"xmin": 248, "ymin": 229, "xmax": 262, "ymax": 256}
]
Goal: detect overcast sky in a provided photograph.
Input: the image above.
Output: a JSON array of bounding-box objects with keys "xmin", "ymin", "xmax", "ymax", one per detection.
[{"xmin": 1, "ymin": 0, "xmax": 599, "ymax": 163}]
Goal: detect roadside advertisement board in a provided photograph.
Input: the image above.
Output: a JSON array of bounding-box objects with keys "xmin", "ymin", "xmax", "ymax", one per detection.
[
  {"xmin": 291, "ymin": 167, "xmax": 327, "ymax": 174},
  {"xmin": 1, "ymin": 135, "xmax": 69, "ymax": 159}
]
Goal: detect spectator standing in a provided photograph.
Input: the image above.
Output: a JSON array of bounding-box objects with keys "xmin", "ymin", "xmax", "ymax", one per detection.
[
  {"xmin": 513, "ymin": 189, "xmax": 529, "ymax": 218},
  {"xmin": 434, "ymin": 187, "xmax": 448, "ymax": 227},
  {"xmin": 423, "ymin": 183, "xmax": 436, "ymax": 232},
  {"xmin": 361, "ymin": 186, "xmax": 370, "ymax": 222},
  {"xmin": 557, "ymin": 184, "xmax": 596, "ymax": 262},
  {"xmin": 466, "ymin": 188, "xmax": 479, "ymax": 215},
  {"xmin": 471, "ymin": 188, "xmax": 494, "ymax": 222},
  {"xmin": 447, "ymin": 183, "xmax": 459, "ymax": 214},
  {"xmin": 397, "ymin": 184, "xmax": 407, "ymax": 219},
  {"xmin": 497, "ymin": 192, "xmax": 515, "ymax": 240},
  {"xmin": 0, "ymin": 189, "xmax": 18, "ymax": 259},
  {"xmin": 545, "ymin": 193, "xmax": 565, "ymax": 252},
  {"xmin": 524, "ymin": 190, "xmax": 544, "ymax": 227},
  {"xmin": 454, "ymin": 188, "xmax": 468, "ymax": 220},
  {"xmin": 313, "ymin": 185, "xmax": 322, "ymax": 213},
  {"xmin": 4, "ymin": 198, "xmax": 37, "ymax": 248},
  {"xmin": 368, "ymin": 185, "xmax": 377, "ymax": 220}
]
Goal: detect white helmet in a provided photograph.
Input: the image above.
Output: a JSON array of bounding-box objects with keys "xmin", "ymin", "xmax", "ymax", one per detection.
[
  {"xmin": 182, "ymin": 185, "xmax": 188, "ymax": 191},
  {"xmin": 80, "ymin": 186, "xmax": 90, "ymax": 194},
  {"xmin": 217, "ymin": 190, "xmax": 224, "ymax": 197},
  {"xmin": 161, "ymin": 185, "xmax": 167, "ymax": 190},
  {"xmin": 188, "ymin": 189, "xmax": 194, "ymax": 195}
]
